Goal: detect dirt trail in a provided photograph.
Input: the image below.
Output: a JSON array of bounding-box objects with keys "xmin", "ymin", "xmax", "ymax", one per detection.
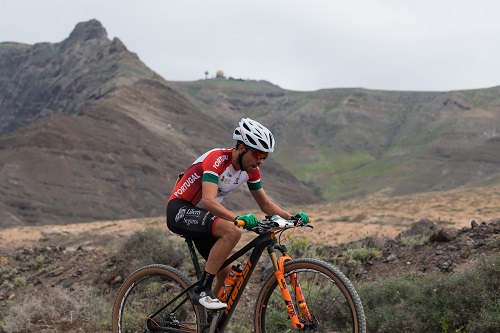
[{"xmin": 2, "ymin": 186, "xmax": 498, "ymax": 250}]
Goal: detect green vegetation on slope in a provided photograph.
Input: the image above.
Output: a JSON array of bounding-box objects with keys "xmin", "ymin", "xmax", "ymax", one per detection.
[
  {"xmin": 358, "ymin": 254, "xmax": 500, "ymax": 332},
  {"xmin": 2, "ymin": 229, "xmax": 498, "ymax": 332}
]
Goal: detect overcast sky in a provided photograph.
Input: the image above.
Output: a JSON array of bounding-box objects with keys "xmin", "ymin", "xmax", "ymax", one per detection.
[{"xmin": 1, "ymin": 0, "xmax": 500, "ymax": 92}]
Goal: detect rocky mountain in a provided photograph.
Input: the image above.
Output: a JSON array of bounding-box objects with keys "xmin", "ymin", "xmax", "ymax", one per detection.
[
  {"xmin": 1, "ymin": 19, "xmax": 499, "ymax": 228},
  {"xmin": 0, "ymin": 20, "xmax": 319, "ymax": 227},
  {"xmin": 172, "ymin": 80, "xmax": 500, "ymax": 199}
]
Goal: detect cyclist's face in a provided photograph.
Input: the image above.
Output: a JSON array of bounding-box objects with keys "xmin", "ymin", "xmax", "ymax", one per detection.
[
  {"xmin": 247, "ymin": 147, "xmax": 268, "ymax": 161},
  {"xmin": 241, "ymin": 146, "xmax": 266, "ymax": 172}
]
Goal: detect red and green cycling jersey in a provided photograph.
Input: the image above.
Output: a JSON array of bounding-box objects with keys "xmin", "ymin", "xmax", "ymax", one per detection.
[{"xmin": 168, "ymin": 148, "xmax": 262, "ymax": 207}]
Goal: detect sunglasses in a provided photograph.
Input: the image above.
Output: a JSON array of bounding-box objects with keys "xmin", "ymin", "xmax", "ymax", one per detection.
[{"xmin": 246, "ymin": 146, "xmax": 268, "ymax": 160}]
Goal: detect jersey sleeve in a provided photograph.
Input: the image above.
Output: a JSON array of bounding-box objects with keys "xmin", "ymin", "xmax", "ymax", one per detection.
[
  {"xmin": 202, "ymin": 173, "xmax": 219, "ymax": 184},
  {"xmin": 247, "ymin": 167, "xmax": 263, "ymax": 190},
  {"xmin": 200, "ymin": 151, "xmax": 230, "ymax": 184}
]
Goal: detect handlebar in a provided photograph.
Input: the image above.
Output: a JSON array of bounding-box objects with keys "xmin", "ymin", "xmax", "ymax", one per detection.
[
  {"xmin": 234, "ymin": 219, "xmax": 246, "ymax": 227},
  {"xmin": 234, "ymin": 215, "xmax": 313, "ymax": 234}
]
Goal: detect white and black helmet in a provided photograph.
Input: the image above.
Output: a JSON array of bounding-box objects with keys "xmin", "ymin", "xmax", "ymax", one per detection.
[{"xmin": 233, "ymin": 118, "xmax": 275, "ymax": 153}]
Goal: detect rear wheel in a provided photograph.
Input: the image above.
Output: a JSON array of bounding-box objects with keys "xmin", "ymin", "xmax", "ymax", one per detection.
[
  {"xmin": 112, "ymin": 264, "xmax": 206, "ymax": 333},
  {"xmin": 254, "ymin": 258, "xmax": 366, "ymax": 333}
]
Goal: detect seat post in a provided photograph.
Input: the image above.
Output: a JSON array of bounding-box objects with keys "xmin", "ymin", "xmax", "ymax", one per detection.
[{"xmin": 184, "ymin": 237, "xmax": 203, "ymax": 280}]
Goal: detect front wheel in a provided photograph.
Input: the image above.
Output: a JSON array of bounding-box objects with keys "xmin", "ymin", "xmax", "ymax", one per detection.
[
  {"xmin": 254, "ymin": 258, "xmax": 366, "ymax": 333},
  {"xmin": 112, "ymin": 264, "xmax": 206, "ymax": 333}
]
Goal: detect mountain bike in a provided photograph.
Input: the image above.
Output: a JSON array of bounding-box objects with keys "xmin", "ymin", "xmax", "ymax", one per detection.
[{"xmin": 112, "ymin": 215, "xmax": 366, "ymax": 332}]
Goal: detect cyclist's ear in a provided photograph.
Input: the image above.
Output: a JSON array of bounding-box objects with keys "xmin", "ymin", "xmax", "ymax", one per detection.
[{"xmin": 237, "ymin": 142, "xmax": 246, "ymax": 153}]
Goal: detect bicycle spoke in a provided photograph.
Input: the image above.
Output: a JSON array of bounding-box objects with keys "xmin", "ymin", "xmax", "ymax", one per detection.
[
  {"xmin": 113, "ymin": 265, "xmax": 206, "ymax": 333},
  {"xmin": 255, "ymin": 259, "xmax": 365, "ymax": 333}
]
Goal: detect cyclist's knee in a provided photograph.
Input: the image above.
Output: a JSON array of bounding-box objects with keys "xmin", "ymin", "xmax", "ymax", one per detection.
[
  {"xmin": 225, "ymin": 223, "xmax": 242, "ymax": 244},
  {"xmin": 215, "ymin": 219, "xmax": 242, "ymax": 243}
]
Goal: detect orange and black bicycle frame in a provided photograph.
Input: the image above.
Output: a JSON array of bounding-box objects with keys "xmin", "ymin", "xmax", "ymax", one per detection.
[
  {"xmin": 212, "ymin": 231, "xmax": 312, "ymax": 331},
  {"xmin": 148, "ymin": 228, "xmax": 312, "ymax": 332}
]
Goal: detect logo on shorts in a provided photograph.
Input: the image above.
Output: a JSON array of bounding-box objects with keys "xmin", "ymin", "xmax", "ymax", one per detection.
[
  {"xmin": 175, "ymin": 207, "xmax": 186, "ymax": 222},
  {"xmin": 186, "ymin": 208, "xmax": 202, "ymax": 216},
  {"xmin": 201, "ymin": 211, "xmax": 214, "ymax": 226},
  {"xmin": 184, "ymin": 218, "xmax": 199, "ymax": 226}
]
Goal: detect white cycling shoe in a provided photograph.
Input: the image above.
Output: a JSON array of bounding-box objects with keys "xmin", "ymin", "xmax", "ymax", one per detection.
[{"xmin": 192, "ymin": 290, "xmax": 228, "ymax": 310}]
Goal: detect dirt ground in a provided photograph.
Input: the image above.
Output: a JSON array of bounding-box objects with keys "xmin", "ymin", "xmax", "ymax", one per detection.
[
  {"xmin": 0, "ymin": 186, "xmax": 498, "ymax": 333},
  {"xmin": 1, "ymin": 186, "xmax": 499, "ymax": 251}
]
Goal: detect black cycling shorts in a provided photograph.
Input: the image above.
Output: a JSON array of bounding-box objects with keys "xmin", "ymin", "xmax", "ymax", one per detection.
[{"xmin": 166, "ymin": 198, "xmax": 220, "ymax": 260}]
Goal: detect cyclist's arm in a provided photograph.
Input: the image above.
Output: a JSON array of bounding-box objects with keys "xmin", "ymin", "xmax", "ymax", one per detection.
[
  {"xmin": 250, "ymin": 188, "xmax": 291, "ymax": 219},
  {"xmin": 201, "ymin": 181, "xmax": 238, "ymax": 221}
]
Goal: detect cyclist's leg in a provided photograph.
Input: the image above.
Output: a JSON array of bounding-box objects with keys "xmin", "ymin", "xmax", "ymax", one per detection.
[
  {"xmin": 191, "ymin": 236, "xmax": 231, "ymax": 296},
  {"xmin": 190, "ymin": 218, "xmax": 241, "ymax": 309},
  {"xmin": 206, "ymin": 218, "xmax": 242, "ymax": 274},
  {"xmin": 213, "ymin": 265, "xmax": 231, "ymax": 296},
  {"xmin": 166, "ymin": 199, "xmax": 216, "ymax": 237},
  {"xmin": 205, "ymin": 219, "xmax": 241, "ymax": 297},
  {"xmin": 167, "ymin": 199, "xmax": 238, "ymax": 309}
]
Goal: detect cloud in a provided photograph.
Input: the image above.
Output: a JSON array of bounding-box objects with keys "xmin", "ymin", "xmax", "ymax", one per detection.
[{"xmin": 1, "ymin": 0, "xmax": 499, "ymax": 91}]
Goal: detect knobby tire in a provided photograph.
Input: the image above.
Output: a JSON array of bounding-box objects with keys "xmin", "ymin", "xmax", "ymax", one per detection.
[
  {"xmin": 254, "ymin": 258, "xmax": 366, "ymax": 333},
  {"xmin": 112, "ymin": 264, "xmax": 206, "ymax": 333}
]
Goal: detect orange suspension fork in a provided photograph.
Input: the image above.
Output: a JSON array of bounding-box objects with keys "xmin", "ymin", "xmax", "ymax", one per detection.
[
  {"xmin": 268, "ymin": 245, "xmax": 312, "ymax": 329},
  {"xmin": 288, "ymin": 268, "xmax": 313, "ymax": 322}
]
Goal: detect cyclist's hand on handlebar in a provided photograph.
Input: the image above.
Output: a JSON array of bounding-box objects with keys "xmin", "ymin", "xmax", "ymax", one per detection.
[
  {"xmin": 235, "ymin": 214, "xmax": 258, "ymax": 229},
  {"xmin": 293, "ymin": 212, "xmax": 310, "ymax": 224}
]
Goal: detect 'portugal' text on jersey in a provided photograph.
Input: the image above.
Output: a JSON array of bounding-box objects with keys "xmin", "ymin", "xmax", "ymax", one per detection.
[{"xmin": 169, "ymin": 149, "xmax": 262, "ymax": 207}]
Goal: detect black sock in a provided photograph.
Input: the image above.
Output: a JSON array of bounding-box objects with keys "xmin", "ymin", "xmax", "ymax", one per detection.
[{"xmin": 195, "ymin": 271, "xmax": 215, "ymax": 293}]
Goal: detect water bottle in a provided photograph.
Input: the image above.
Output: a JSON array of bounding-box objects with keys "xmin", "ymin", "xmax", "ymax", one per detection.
[{"xmin": 217, "ymin": 263, "xmax": 243, "ymax": 302}]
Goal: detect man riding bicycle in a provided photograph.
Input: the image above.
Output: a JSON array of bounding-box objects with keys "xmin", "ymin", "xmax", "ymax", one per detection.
[{"xmin": 166, "ymin": 117, "xmax": 309, "ymax": 310}]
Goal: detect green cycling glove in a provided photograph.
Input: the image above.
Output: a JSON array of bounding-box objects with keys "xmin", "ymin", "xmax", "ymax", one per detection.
[
  {"xmin": 236, "ymin": 214, "xmax": 258, "ymax": 229},
  {"xmin": 294, "ymin": 212, "xmax": 310, "ymax": 224}
]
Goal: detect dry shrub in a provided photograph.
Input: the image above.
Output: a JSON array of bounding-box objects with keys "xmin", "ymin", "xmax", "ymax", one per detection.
[
  {"xmin": 115, "ymin": 228, "xmax": 189, "ymax": 278},
  {"xmin": 3, "ymin": 285, "xmax": 110, "ymax": 332}
]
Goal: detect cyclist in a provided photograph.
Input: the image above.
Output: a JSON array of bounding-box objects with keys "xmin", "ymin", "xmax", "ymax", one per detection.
[{"xmin": 166, "ymin": 117, "xmax": 309, "ymax": 310}]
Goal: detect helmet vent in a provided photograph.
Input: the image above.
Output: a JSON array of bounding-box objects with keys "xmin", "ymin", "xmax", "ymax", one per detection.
[
  {"xmin": 232, "ymin": 117, "xmax": 275, "ymax": 153},
  {"xmin": 246, "ymin": 136, "xmax": 257, "ymax": 146}
]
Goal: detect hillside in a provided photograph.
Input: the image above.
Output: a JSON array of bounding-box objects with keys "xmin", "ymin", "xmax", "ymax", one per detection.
[
  {"xmin": 0, "ymin": 20, "xmax": 319, "ymax": 227},
  {"xmin": 173, "ymin": 80, "xmax": 500, "ymax": 199},
  {"xmin": 1, "ymin": 19, "xmax": 499, "ymax": 228}
]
